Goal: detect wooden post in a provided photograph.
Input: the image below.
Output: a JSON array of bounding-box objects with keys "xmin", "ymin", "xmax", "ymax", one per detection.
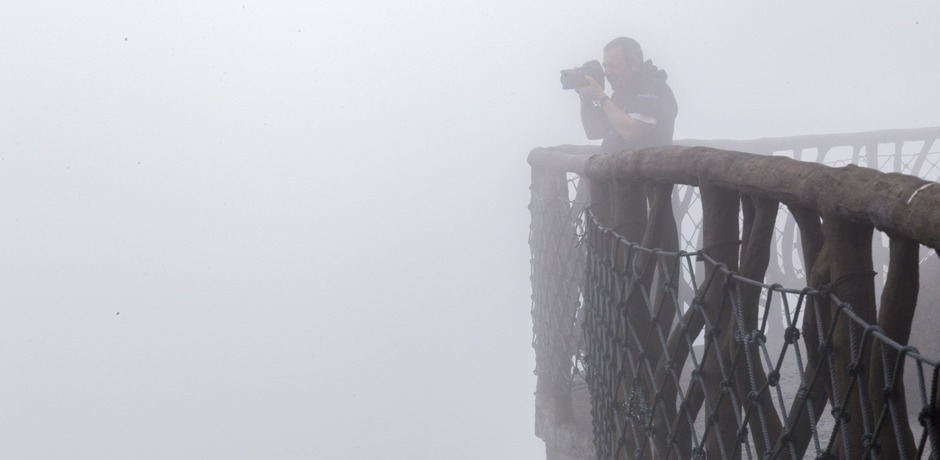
[
  {"xmin": 868, "ymin": 236, "xmax": 919, "ymax": 459},
  {"xmin": 779, "ymin": 205, "xmax": 830, "ymax": 459},
  {"xmin": 823, "ymin": 217, "xmax": 877, "ymax": 459},
  {"xmin": 694, "ymin": 185, "xmax": 742, "ymax": 460},
  {"xmin": 608, "ymin": 178, "xmax": 648, "ymax": 459},
  {"xmin": 731, "ymin": 196, "xmax": 783, "ymax": 458}
]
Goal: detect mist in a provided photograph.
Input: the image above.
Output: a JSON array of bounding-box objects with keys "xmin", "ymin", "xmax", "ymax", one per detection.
[{"xmin": 2, "ymin": 1, "xmax": 938, "ymax": 458}]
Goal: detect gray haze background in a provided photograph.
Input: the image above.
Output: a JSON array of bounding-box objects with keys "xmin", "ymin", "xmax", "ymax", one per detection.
[{"xmin": 2, "ymin": 1, "xmax": 938, "ymax": 458}]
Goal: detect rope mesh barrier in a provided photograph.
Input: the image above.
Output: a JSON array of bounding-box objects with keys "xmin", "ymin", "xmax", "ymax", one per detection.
[
  {"xmin": 581, "ymin": 212, "xmax": 939, "ymax": 459},
  {"xmin": 530, "ymin": 170, "xmax": 589, "ymax": 423}
]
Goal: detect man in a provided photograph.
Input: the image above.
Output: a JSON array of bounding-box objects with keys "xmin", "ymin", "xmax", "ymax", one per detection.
[{"xmin": 576, "ymin": 37, "xmax": 678, "ymax": 154}]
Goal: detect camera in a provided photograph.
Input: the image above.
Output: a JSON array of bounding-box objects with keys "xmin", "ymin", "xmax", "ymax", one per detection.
[{"xmin": 560, "ymin": 60, "xmax": 605, "ymax": 90}]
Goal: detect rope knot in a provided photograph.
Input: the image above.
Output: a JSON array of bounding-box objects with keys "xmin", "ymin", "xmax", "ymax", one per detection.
[
  {"xmin": 797, "ymin": 385, "xmax": 814, "ymax": 402},
  {"xmin": 919, "ymin": 406, "xmax": 940, "ymax": 427},
  {"xmin": 862, "ymin": 433, "xmax": 881, "ymax": 455},
  {"xmin": 751, "ymin": 330, "xmax": 766, "ymax": 345},
  {"xmin": 747, "ymin": 391, "xmax": 759, "ymax": 404},
  {"xmin": 847, "ymin": 362, "xmax": 864, "ymax": 377},
  {"xmin": 767, "ymin": 370, "xmax": 780, "ymax": 387},
  {"xmin": 708, "ymin": 326, "xmax": 721, "ymax": 341},
  {"xmin": 784, "ymin": 326, "xmax": 801, "ymax": 344},
  {"xmin": 881, "ymin": 385, "xmax": 897, "ymax": 402},
  {"xmin": 831, "ymin": 405, "xmax": 851, "ymax": 423}
]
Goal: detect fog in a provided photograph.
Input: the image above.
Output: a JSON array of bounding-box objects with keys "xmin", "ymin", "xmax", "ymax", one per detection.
[{"xmin": 2, "ymin": 1, "xmax": 938, "ymax": 459}]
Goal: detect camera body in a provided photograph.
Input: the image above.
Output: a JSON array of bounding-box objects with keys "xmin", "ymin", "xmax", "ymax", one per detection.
[{"xmin": 560, "ymin": 60, "xmax": 605, "ymax": 90}]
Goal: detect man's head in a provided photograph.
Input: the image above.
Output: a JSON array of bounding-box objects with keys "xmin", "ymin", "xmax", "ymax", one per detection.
[{"xmin": 603, "ymin": 37, "xmax": 644, "ymax": 92}]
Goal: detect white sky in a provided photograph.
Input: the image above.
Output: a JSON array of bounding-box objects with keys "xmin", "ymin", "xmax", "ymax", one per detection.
[{"xmin": 2, "ymin": 1, "xmax": 938, "ymax": 459}]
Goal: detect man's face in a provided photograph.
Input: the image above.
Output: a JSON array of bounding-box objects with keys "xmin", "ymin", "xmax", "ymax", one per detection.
[{"xmin": 603, "ymin": 48, "xmax": 638, "ymax": 92}]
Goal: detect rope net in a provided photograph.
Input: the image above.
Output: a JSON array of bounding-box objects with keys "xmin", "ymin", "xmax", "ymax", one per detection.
[
  {"xmin": 581, "ymin": 209, "xmax": 939, "ymax": 459},
  {"xmin": 530, "ymin": 169, "xmax": 589, "ymax": 425}
]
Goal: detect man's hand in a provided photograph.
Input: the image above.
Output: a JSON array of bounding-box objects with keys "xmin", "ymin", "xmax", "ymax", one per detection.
[
  {"xmin": 576, "ymin": 76, "xmax": 605, "ymax": 102},
  {"xmin": 577, "ymin": 76, "xmax": 610, "ymax": 140}
]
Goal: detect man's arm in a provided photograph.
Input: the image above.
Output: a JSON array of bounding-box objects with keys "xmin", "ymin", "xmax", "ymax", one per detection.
[
  {"xmin": 579, "ymin": 95, "xmax": 608, "ymax": 140},
  {"xmin": 597, "ymin": 97, "xmax": 655, "ymax": 141},
  {"xmin": 577, "ymin": 76, "xmax": 654, "ymax": 142},
  {"xmin": 575, "ymin": 78, "xmax": 608, "ymax": 140}
]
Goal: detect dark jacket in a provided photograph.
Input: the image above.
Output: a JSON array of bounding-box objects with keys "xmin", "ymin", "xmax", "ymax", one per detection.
[{"xmin": 601, "ymin": 61, "xmax": 678, "ymax": 154}]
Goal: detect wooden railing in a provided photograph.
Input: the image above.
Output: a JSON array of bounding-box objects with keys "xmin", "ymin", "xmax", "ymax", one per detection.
[{"xmin": 528, "ymin": 127, "xmax": 940, "ymax": 459}]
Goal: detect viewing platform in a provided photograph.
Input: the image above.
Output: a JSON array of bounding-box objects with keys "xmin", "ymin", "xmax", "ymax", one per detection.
[{"xmin": 528, "ymin": 127, "xmax": 940, "ymax": 459}]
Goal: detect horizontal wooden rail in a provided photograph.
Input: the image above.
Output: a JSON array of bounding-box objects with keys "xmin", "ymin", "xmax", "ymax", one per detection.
[{"xmin": 585, "ymin": 146, "xmax": 940, "ymax": 253}]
